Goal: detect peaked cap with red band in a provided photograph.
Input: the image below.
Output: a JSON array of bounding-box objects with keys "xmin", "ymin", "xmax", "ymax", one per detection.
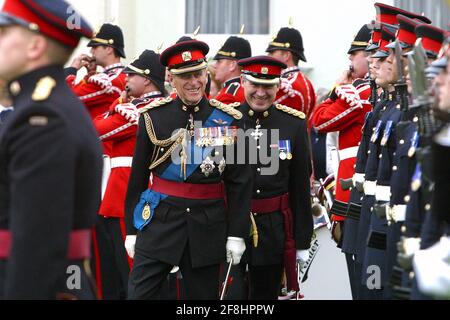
[
  {"xmin": 160, "ymin": 40, "xmax": 209, "ymax": 75},
  {"xmin": 374, "ymin": 2, "xmax": 431, "ymax": 25},
  {"xmin": 386, "ymin": 14, "xmax": 422, "ymax": 50},
  {"xmin": 415, "ymin": 24, "xmax": 446, "ymax": 58},
  {"xmin": 0, "ymin": 0, "xmax": 93, "ymax": 48},
  {"xmin": 372, "ymin": 23, "xmax": 398, "ymax": 58},
  {"xmin": 238, "ymin": 55, "xmax": 287, "ymax": 85}
]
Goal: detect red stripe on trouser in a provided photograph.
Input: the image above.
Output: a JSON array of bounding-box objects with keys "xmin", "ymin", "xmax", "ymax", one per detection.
[
  {"xmin": 119, "ymin": 217, "xmax": 133, "ymax": 269},
  {"xmin": 91, "ymin": 227, "xmax": 103, "ymax": 300}
]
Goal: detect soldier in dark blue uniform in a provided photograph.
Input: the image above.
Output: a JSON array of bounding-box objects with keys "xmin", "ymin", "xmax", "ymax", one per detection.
[
  {"xmin": 124, "ymin": 39, "xmax": 253, "ymax": 299},
  {"xmin": 238, "ymin": 56, "xmax": 313, "ymax": 300},
  {"xmin": 0, "ymin": 0, "xmax": 103, "ymax": 299},
  {"xmin": 356, "ymin": 23, "xmax": 397, "ymax": 300}
]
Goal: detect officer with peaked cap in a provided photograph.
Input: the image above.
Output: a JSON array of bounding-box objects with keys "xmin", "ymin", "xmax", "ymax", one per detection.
[
  {"xmin": 312, "ymin": 24, "xmax": 372, "ymax": 300},
  {"xmin": 238, "ymin": 56, "xmax": 313, "ymax": 300},
  {"xmin": 0, "ymin": 0, "xmax": 103, "ymax": 299},
  {"xmin": 212, "ymin": 36, "xmax": 252, "ymax": 104},
  {"xmin": 124, "ymin": 39, "xmax": 252, "ymax": 299},
  {"xmin": 266, "ymin": 27, "xmax": 316, "ymax": 118}
]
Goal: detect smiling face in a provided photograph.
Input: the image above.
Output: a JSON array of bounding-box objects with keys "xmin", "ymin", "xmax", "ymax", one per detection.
[
  {"xmin": 242, "ymin": 77, "xmax": 279, "ymax": 112},
  {"xmin": 169, "ymin": 68, "xmax": 207, "ymax": 105}
]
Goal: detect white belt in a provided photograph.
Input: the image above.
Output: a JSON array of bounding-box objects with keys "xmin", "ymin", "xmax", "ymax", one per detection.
[
  {"xmin": 110, "ymin": 157, "xmax": 133, "ymax": 169},
  {"xmin": 352, "ymin": 173, "xmax": 365, "ymax": 185},
  {"xmin": 363, "ymin": 180, "xmax": 376, "ymax": 196},
  {"xmin": 388, "ymin": 204, "xmax": 407, "ymax": 222},
  {"xmin": 339, "ymin": 146, "xmax": 359, "ymax": 161},
  {"xmin": 375, "ymin": 185, "xmax": 391, "ymax": 202},
  {"xmin": 101, "ymin": 155, "xmax": 111, "ymax": 200}
]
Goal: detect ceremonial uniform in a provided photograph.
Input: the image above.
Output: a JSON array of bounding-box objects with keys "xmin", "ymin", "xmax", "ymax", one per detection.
[
  {"xmin": 380, "ymin": 14, "xmax": 429, "ymax": 299},
  {"xmin": 64, "ymin": 23, "xmax": 127, "ymax": 121},
  {"xmin": 0, "ymin": 0, "xmax": 102, "ymax": 299},
  {"xmin": 125, "ymin": 40, "xmax": 252, "ymax": 299},
  {"xmin": 311, "ymin": 24, "xmax": 372, "ymax": 300},
  {"xmin": 65, "ymin": 62, "xmax": 126, "ymax": 120},
  {"xmin": 64, "ymin": 23, "xmax": 128, "ymax": 299},
  {"xmin": 312, "ymin": 77, "xmax": 372, "ymax": 222},
  {"xmin": 266, "ymin": 27, "xmax": 316, "ymax": 118},
  {"xmin": 215, "ymin": 77, "xmax": 245, "ymax": 104},
  {"xmin": 238, "ymin": 56, "xmax": 313, "ymax": 300},
  {"xmin": 213, "ymin": 36, "xmax": 251, "ymax": 104},
  {"xmin": 92, "ymin": 50, "xmax": 166, "ymax": 299},
  {"xmin": 211, "ymin": 37, "xmax": 251, "ymax": 299}
]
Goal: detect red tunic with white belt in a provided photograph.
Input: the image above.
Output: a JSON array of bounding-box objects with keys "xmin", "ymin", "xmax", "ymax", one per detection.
[
  {"xmin": 93, "ymin": 91, "xmax": 164, "ymax": 217},
  {"xmin": 274, "ymin": 66, "xmax": 316, "ymax": 120},
  {"xmin": 311, "ymin": 78, "xmax": 372, "ymax": 221}
]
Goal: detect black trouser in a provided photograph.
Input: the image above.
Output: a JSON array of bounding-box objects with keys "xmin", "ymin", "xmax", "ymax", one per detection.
[
  {"xmin": 128, "ymin": 243, "xmax": 220, "ymax": 300},
  {"xmin": 248, "ymin": 263, "xmax": 284, "ymax": 300},
  {"xmin": 0, "ymin": 259, "xmax": 96, "ymax": 300},
  {"xmin": 94, "ymin": 216, "xmax": 130, "ymax": 300},
  {"xmin": 345, "ymin": 253, "xmax": 358, "ymax": 300},
  {"xmin": 220, "ymin": 262, "xmax": 248, "ymax": 300}
]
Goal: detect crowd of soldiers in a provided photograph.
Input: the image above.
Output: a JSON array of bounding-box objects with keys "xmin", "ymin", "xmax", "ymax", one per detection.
[{"xmin": 0, "ymin": 0, "xmax": 448, "ymax": 300}]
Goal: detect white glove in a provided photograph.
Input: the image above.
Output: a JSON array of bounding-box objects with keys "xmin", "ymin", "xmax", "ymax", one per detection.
[
  {"xmin": 296, "ymin": 249, "xmax": 309, "ymax": 267},
  {"xmin": 125, "ymin": 235, "xmax": 137, "ymax": 259},
  {"xmin": 414, "ymin": 237, "xmax": 450, "ymax": 299},
  {"xmin": 115, "ymin": 103, "xmax": 139, "ymax": 125},
  {"xmin": 226, "ymin": 237, "xmax": 245, "ymax": 265}
]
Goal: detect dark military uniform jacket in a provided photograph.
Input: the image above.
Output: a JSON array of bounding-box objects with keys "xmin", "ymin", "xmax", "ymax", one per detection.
[
  {"xmin": 241, "ymin": 103, "xmax": 313, "ymax": 265},
  {"xmin": 125, "ymin": 97, "xmax": 252, "ymax": 268},
  {"xmin": 0, "ymin": 65, "xmax": 103, "ymax": 299}
]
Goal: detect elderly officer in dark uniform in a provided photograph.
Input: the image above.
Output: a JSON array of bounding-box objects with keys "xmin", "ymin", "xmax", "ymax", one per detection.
[
  {"xmin": 0, "ymin": 0, "xmax": 103, "ymax": 299},
  {"xmin": 238, "ymin": 56, "xmax": 313, "ymax": 300},
  {"xmin": 211, "ymin": 36, "xmax": 252, "ymax": 103},
  {"xmin": 124, "ymin": 39, "xmax": 252, "ymax": 299}
]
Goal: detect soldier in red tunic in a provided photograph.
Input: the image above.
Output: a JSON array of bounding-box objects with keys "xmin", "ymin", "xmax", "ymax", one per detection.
[
  {"xmin": 211, "ymin": 36, "xmax": 252, "ymax": 104},
  {"xmin": 266, "ymin": 27, "xmax": 316, "ymax": 120},
  {"xmin": 92, "ymin": 50, "xmax": 166, "ymax": 299}
]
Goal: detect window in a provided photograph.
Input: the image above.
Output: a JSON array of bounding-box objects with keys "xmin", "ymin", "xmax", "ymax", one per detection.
[
  {"xmin": 394, "ymin": 0, "xmax": 450, "ymax": 30},
  {"xmin": 185, "ymin": 0, "xmax": 269, "ymax": 34}
]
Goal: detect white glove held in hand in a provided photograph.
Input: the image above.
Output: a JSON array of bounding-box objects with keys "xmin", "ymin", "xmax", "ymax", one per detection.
[
  {"xmin": 226, "ymin": 237, "xmax": 246, "ymax": 265},
  {"xmin": 125, "ymin": 235, "xmax": 137, "ymax": 259},
  {"xmin": 296, "ymin": 249, "xmax": 309, "ymax": 266}
]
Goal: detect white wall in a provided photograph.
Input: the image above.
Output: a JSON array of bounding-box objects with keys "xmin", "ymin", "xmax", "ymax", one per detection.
[
  {"xmin": 0, "ymin": 0, "xmax": 396, "ymax": 90},
  {"xmin": 269, "ymin": 0, "xmax": 394, "ymax": 90}
]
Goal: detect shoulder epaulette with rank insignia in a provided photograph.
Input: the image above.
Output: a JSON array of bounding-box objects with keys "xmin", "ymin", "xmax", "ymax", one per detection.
[
  {"xmin": 275, "ymin": 104, "xmax": 306, "ymax": 119},
  {"xmin": 225, "ymin": 83, "xmax": 240, "ymax": 96},
  {"xmin": 138, "ymin": 97, "xmax": 173, "ymax": 113},
  {"xmin": 209, "ymin": 99, "xmax": 242, "ymax": 119},
  {"xmin": 32, "ymin": 76, "xmax": 56, "ymax": 101}
]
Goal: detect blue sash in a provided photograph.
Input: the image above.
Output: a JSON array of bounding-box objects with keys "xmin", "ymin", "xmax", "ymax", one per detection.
[{"xmin": 133, "ymin": 108, "xmax": 234, "ymax": 230}]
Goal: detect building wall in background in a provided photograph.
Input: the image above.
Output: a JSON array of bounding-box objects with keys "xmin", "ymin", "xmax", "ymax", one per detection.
[{"xmin": 11, "ymin": 0, "xmax": 450, "ymax": 91}]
